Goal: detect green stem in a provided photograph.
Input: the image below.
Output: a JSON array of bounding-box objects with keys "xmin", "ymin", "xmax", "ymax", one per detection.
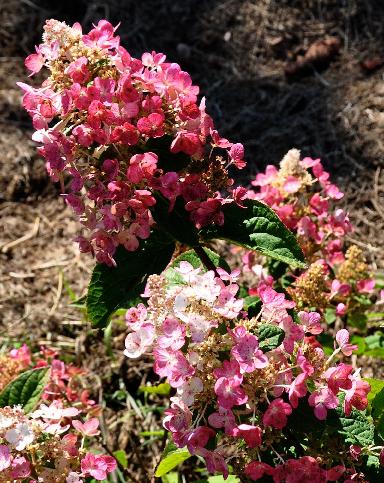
[{"xmin": 193, "ymin": 245, "xmax": 218, "ymax": 274}]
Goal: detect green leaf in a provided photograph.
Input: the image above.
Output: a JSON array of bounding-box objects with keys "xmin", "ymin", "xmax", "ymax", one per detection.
[
  {"xmin": 87, "ymin": 231, "xmax": 175, "ymax": 328},
  {"xmin": 350, "ymin": 335, "xmax": 366, "ymax": 356},
  {"xmin": 353, "ymin": 294, "xmax": 373, "ymax": 306},
  {"xmin": 324, "ymin": 307, "xmax": 336, "ymax": 325},
  {"xmin": 243, "ymin": 296, "xmax": 262, "ymax": 318},
  {"xmin": 152, "ymin": 194, "xmax": 199, "ymax": 246},
  {"xmin": 347, "ymin": 311, "xmax": 368, "ymax": 331},
  {"xmin": 367, "ymin": 312, "xmax": 384, "ymax": 319},
  {"xmin": 164, "ymin": 248, "xmax": 230, "ymax": 286},
  {"xmin": 199, "ymin": 200, "xmax": 305, "ymax": 268},
  {"xmin": 207, "ymin": 477, "xmax": 240, "ymax": 483},
  {"xmin": 365, "ymin": 348, "xmax": 384, "ymax": 358},
  {"xmin": 288, "ymin": 396, "xmax": 374, "ymax": 448},
  {"xmin": 63, "ymin": 277, "xmax": 80, "ymax": 302},
  {"xmin": 361, "ymin": 454, "xmax": 384, "ymax": 482},
  {"xmin": 155, "ymin": 448, "xmax": 191, "ymax": 477},
  {"xmin": 0, "ymin": 367, "xmax": 50, "ymax": 413},
  {"xmin": 371, "ymin": 386, "xmax": 384, "ymax": 438},
  {"xmin": 366, "ymin": 332, "xmax": 384, "ymax": 349},
  {"xmin": 103, "ymin": 322, "xmax": 113, "ymax": 357},
  {"xmin": 257, "ymin": 324, "xmax": 285, "ymax": 352},
  {"xmin": 161, "ymin": 472, "xmax": 179, "ymax": 483},
  {"xmin": 162, "ymin": 442, "xmax": 178, "ymax": 457},
  {"xmin": 364, "ymin": 332, "xmax": 384, "ymax": 358},
  {"xmin": 332, "ymin": 404, "xmax": 374, "ymax": 447},
  {"xmin": 69, "ymin": 294, "xmax": 87, "ymax": 309},
  {"xmin": 317, "ymin": 333, "xmax": 334, "ymax": 356},
  {"xmin": 365, "ymin": 378, "xmax": 384, "ymax": 403},
  {"xmin": 139, "ymin": 383, "xmax": 171, "ymax": 395},
  {"xmin": 113, "ymin": 449, "xmax": 128, "ymax": 469}
]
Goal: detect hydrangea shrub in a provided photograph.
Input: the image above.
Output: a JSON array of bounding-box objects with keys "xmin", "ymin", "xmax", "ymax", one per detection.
[
  {"xmin": 0, "ymin": 345, "xmax": 116, "ymax": 481},
  {"xmin": 14, "ymin": 18, "xmax": 384, "ymax": 482}
]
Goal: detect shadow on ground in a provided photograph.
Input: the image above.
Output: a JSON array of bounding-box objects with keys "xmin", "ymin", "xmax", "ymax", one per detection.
[{"xmin": 10, "ymin": 0, "xmax": 381, "ymax": 182}]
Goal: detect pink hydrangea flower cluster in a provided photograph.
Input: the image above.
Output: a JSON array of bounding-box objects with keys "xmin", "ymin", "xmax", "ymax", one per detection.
[
  {"xmin": 19, "ymin": 19, "xmax": 245, "ymax": 265},
  {"xmin": 244, "ymin": 457, "xmax": 347, "ymax": 482},
  {"xmin": 245, "ymin": 149, "xmax": 376, "ymax": 316},
  {"xmin": 0, "ymin": 404, "xmax": 115, "ymax": 482},
  {"xmin": 5, "ymin": 345, "xmax": 98, "ymax": 415},
  {"xmin": 251, "ymin": 149, "xmax": 346, "ymax": 234},
  {"xmin": 124, "ymin": 262, "xmax": 372, "ymax": 480}
]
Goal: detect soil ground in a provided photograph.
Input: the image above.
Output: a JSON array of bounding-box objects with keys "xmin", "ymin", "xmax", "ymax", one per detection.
[{"xmin": 1, "ymin": 0, "xmax": 384, "ymax": 480}]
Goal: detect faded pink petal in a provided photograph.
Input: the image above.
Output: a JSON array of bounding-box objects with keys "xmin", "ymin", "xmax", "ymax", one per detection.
[
  {"xmin": 283, "ymin": 176, "xmax": 301, "ymax": 193},
  {"xmin": 72, "ymin": 418, "xmax": 100, "ymax": 436},
  {"xmin": 356, "ymin": 279, "xmax": 375, "ymax": 294},
  {"xmin": 0, "ymin": 445, "xmax": 11, "ymax": 471},
  {"xmin": 25, "ymin": 52, "xmax": 44, "ymax": 75},
  {"xmin": 11, "ymin": 457, "xmax": 31, "ymax": 479},
  {"xmin": 336, "ymin": 329, "xmax": 357, "ymax": 356}
]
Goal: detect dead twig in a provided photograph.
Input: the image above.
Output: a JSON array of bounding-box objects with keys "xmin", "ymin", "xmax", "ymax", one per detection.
[
  {"xmin": 345, "ymin": 236, "xmax": 381, "ymax": 253},
  {"xmin": 1, "ymin": 217, "xmax": 40, "ymax": 253},
  {"xmin": 48, "ymin": 270, "xmax": 63, "ymax": 316},
  {"xmin": 31, "ymin": 259, "xmax": 73, "ymax": 270}
]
